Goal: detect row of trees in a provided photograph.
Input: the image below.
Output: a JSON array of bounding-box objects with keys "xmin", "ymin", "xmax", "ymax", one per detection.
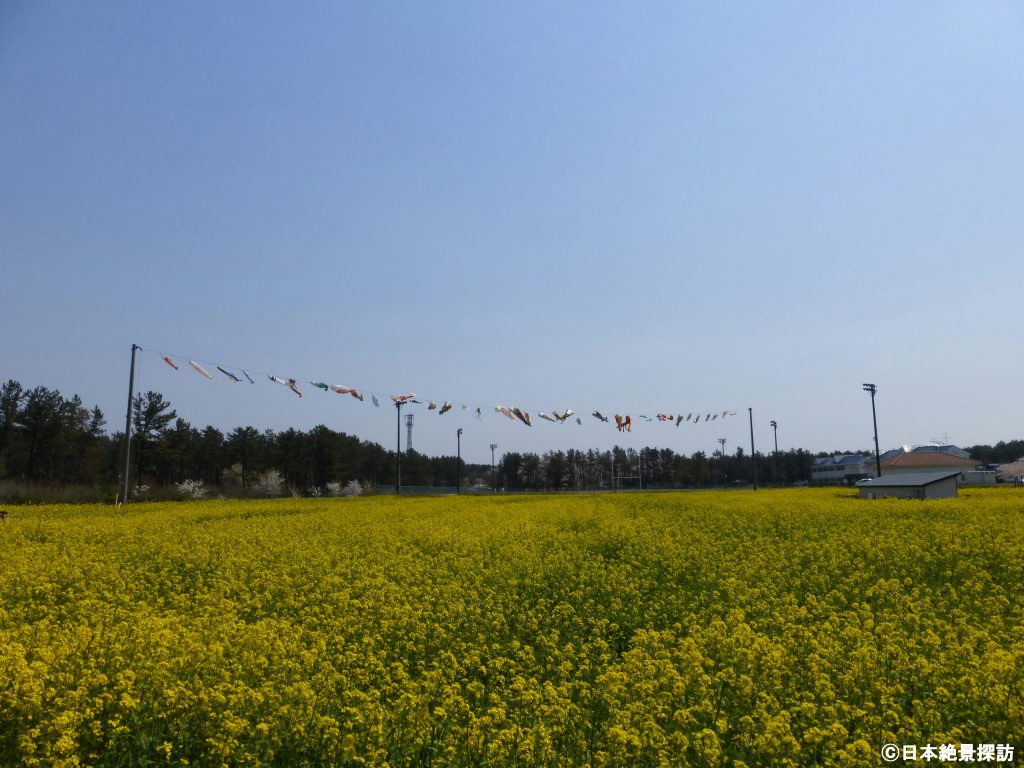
[
  {"xmin": 0, "ymin": 380, "xmax": 113, "ymax": 486},
  {"xmin": 0, "ymin": 381, "xmax": 814, "ymax": 494},
  {"xmin": 129, "ymin": 394, "xmax": 461, "ymax": 492},
  {"xmin": 3, "ymin": 379, "xmax": 1023, "ymax": 498},
  {"xmin": 965, "ymin": 440, "xmax": 1024, "ymax": 465},
  {"xmin": 496, "ymin": 445, "xmax": 816, "ymax": 491},
  {"xmin": 0, "ymin": 382, "xmax": 487, "ymax": 494}
]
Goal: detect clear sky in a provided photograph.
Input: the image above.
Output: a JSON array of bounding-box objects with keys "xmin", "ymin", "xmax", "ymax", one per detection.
[{"xmin": 3, "ymin": 2, "xmax": 1023, "ymax": 463}]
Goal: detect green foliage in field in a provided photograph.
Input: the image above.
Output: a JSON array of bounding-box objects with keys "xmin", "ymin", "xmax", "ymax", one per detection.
[{"xmin": 1, "ymin": 489, "xmax": 1022, "ymax": 767}]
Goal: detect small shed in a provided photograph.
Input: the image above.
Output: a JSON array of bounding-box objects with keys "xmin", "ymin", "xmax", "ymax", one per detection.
[{"xmin": 856, "ymin": 470, "xmax": 960, "ymax": 500}]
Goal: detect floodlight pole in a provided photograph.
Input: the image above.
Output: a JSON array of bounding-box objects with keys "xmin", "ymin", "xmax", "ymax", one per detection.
[
  {"xmin": 863, "ymin": 383, "xmax": 881, "ymax": 477},
  {"xmin": 749, "ymin": 407, "xmax": 758, "ymax": 490},
  {"xmin": 118, "ymin": 343, "xmax": 139, "ymax": 506},
  {"xmin": 457, "ymin": 428, "xmax": 463, "ymax": 494},
  {"xmin": 395, "ymin": 400, "xmax": 405, "ymax": 495}
]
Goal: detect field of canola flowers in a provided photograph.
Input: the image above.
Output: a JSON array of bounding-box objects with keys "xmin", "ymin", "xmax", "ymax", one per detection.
[{"xmin": 1, "ymin": 488, "xmax": 1022, "ymax": 767}]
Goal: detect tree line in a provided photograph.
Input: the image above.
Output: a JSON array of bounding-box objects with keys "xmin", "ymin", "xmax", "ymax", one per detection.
[
  {"xmin": 0, "ymin": 382, "xmax": 490, "ymax": 495},
  {"xmin": 3, "ymin": 378, "xmax": 1022, "ymax": 500},
  {"xmin": 0, "ymin": 380, "xmax": 113, "ymax": 487},
  {"xmin": 496, "ymin": 444, "xmax": 815, "ymax": 491}
]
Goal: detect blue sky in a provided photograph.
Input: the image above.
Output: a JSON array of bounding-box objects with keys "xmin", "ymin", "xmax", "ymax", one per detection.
[{"xmin": 3, "ymin": 2, "xmax": 1022, "ymax": 463}]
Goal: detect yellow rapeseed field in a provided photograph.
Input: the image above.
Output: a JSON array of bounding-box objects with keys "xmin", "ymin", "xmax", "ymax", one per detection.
[{"xmin": 0, "ymin": 488, "xmax": 1021, "ymax": 767}]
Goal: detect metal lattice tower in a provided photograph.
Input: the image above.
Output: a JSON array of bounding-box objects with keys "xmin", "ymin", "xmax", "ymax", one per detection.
[{"xmin": 406, "ymin": 414, "xmax": 414, "ymax": 452}]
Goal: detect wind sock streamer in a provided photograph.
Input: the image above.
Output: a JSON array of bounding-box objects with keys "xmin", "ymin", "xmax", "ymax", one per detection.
[
  {"xmin": 189, "ymin": 361, "xmax": 214, "ymax": 380},
  {"xmin": 155, "ymin": 347, "xmax": 743, "ymax": 429},
  {"xmin": 217, "ymin": 366, "xmax": 242, "ymax": 383}
]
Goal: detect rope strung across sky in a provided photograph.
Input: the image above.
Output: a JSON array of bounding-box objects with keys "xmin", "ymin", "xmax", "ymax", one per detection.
[{"xmin": 144, "ymin": 346, "xmax": 739, "ymax": 432}]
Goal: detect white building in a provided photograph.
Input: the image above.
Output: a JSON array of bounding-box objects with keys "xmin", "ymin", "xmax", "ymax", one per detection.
[{"xmin": 811, "ymin": 455, "xmax": 870, "ymax": 484}]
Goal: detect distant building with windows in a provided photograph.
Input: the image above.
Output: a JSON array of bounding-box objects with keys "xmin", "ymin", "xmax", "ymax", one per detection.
[{"xmin": 811, "ymin": 455, "xmax": 870, "ymax": 484}]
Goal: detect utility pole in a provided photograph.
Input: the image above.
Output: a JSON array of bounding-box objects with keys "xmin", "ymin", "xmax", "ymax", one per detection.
[
  {"xmin": 717, "ymin": 438, "xmax": 727, "ymax": 485},
  {"xmin": 457, "ymin": 428, "xmax": 463, "ymax": 494},
  {"xmin": 749, "ymin": 407, "xmax": 758, "ymax": 490},
  {"xmin": 119, "ymin": 343, "xmax": 139, "ymax": 506},
  {"xmin": 770, "ymin": 420, "xmax": 779, "ymax": 486},
  {"xmin": 490, "ymin": 443, "xmax": 497, "ymax": 493},
  {"xmin": 863, "ymin": 383, "xmax": 881, "ymax": 477}
]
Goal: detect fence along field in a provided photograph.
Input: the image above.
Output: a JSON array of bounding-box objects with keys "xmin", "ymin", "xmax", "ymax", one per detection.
[{"xmin": 0, "ymin": 489, "xmax": 1021, "ymax": 767}]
